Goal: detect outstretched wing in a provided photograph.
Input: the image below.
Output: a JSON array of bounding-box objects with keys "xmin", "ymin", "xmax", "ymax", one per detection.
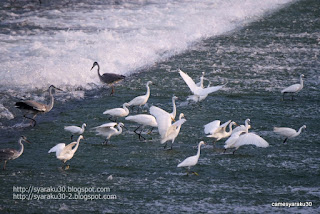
[
  {"xmin": 198, "ymin": 84, "xmax": 225, "ymax": 96},
  {"xmin": 204, "ymin": 120, "xmax": 221, "ymax": 134},
  {"xmin": 179, "ymin": 69, "xmax": 198, "ymax": 94},
  {"xmin": 48, "ymin": 143, "xmax": 66, "ymax": 156},
  {"xmin": 235, "ymin": 133, "xmax": 269, "ymax": 148},
  {"xmin": 150, "ymin": 106, "xmax": 171, "ymax": 138}
]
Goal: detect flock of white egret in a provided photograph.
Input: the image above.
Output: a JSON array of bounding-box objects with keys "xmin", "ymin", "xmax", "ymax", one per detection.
[{"xmin": 0, "ymin": 64, "xmax": 306, "ymax": 174}]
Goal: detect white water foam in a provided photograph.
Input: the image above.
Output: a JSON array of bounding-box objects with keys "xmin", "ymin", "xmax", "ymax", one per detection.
[{"xmin": 0, "ymin": 0, "xmax": 294, "ymax": 91}]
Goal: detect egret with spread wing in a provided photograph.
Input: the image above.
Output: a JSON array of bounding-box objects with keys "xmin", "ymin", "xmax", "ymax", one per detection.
[
  {"xmin": 48, "ymin": 135, "xmax": 84, "ymax": 169},
  {"xmin": 150, "ymin": 106, "xmax": 186, "ymax": 150}
]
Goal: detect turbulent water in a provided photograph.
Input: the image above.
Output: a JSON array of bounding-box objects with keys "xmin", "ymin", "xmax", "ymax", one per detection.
[{"xmin": 0, "ymin": 0, "xmax": 319, "ymax": 213}]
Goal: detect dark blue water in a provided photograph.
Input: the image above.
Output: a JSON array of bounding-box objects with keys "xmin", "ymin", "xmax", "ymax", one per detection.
[{"xmin": 0, "ymin": 0, "xmax": 319, "ymax": 213}]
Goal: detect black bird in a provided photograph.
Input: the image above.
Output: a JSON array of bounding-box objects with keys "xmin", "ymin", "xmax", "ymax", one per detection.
[{"xmin": 90, "ymin": 61, "xmax": 125, "ymax": 95}]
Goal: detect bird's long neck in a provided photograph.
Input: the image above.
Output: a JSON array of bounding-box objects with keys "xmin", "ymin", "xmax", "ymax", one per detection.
[
  {"xmin": 196, "ymin": 143, "xmax": 202, "ymax": 158},
  {"xmin": 72, "ymin": 137, "xmax": 82, "ymax": 153},
  {"xmin": 97, "ymin": 63, "xmax": 102, "ymax": 78},
  {"xmin": 145, "ymin": 83, "xmax": 150, "ymax": 97},
  {"xmin": 17, "ymin": 139, "xmax": 24, "ymax": 157},
  {"xmin": 299, "ymin": 76, "xmax": 304, "ymax": 88},
  {"xmin": 226, "ymin": 123, "xmax": 234, "ymax": 135},
  {"xmin": 171, "ymin": 98, "xmax": 176, "ymax": 119},
  {"xmin": 47, "ymin": 88, "xmax": 55, "ymax": 111},
  {"xmin": 200, "ymin": 76, "xmax": 204, "ymax": 88},
  {"xmin": 296, "ymin": 126, "xmax": 305, "ymax": 136},
  {"xmin": 81, "ymin": 124, "xmax": 86, "ymax": 132},
  {"xmin": 123, "ymin": 104, "xmax": 129, "ymax": 114},
  {"xmin": 117, "ymin": 125, "xmax": 123, "ymax": 135}
]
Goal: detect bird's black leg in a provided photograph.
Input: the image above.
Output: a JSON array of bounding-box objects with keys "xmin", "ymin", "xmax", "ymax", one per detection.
[
  {"xmin": 103, "ymin": 139, "xmax": 109, "ymax": 145},
  {"xmin": 139, "ymin": 129, "xmax": 146, "ymax": 140},
  {"xmin": 223, "ymin": 149, "xmax": 227, "ymax": 153},
  {"xmin": 283, "ymin": 138, "xmax": 288, "ymax": 144},
  {"xmin": 233, "ymin": 149, "xmax": 237, "ymax": 155},
  {"xmin": 108, "ymin": 116, "xmax": 116, "ymax": 122},
  {"xmin": 163, "ymin": 143, "xmax": 167, "ymax": 150},
  {"xmin": 110, "ymin": 86, "xmax": 115, "ymax": 96},
  {"xmin": 3, "ymin": 160, "xmax": 7, "ymax": 170},
  {"xmin": 23, "ymin": 114, "xmax": 37, "ymax": 127},
  {"xmin": 134, "ymin": 126, "xmax": 141, "ymax": 138},
  {"xmin": 70, "ymin": 135, "xmax": 73, "ymax": 140}
]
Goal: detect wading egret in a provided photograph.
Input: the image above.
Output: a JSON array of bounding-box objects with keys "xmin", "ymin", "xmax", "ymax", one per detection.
[
  {"xmin": 224, "ymin": 130, "xmax": 269, "ymax": 154},
  {"xmin": 64, "ymin": 123, "xmax": 86, "ymax": 140},
  {"xmin": 179, "ymin": 69, "xmax": 226, "ymax": 102},
  {"xmin": 281, "ymin": 74, "xmax": 304, "ymax": 100},
  {"xmin": 177, "ymin": 141, "xmax": 206, "ymax": 175},
  {"xmin": 48, "ymin": 135, "xmax": 84, "ymax": 169},
  {"xmin": 103, "ymin": 103, "xmax": 130, "ymax": 121},
  {"xmin": 0, "ymin": 136, "xmax": 30, "ymax": 170},
  {"xmin": 204, "ymin": 120, "xmax": 237, "ymax": 146},
  {"xmin": 273, "ymin": 125, "xmax": 306, "ymax": 143},
  {"xmin": 125, "ymin": 114, "xmax": 157, "ymax": 140},
  {"xmin": 127, "ymin": 81, "xmax": 153, "ymax": 112},
  {"xmin": 90, "ymin": 61, "xmax": 125, "ymax": 95},
  {"xmin": 94, "ymin": 122, "xmax": 124, "ymax": 144},
  {"xmin": 15, "ymin": 85, "xmax": 62, "ymax": 126},
  {"xmin": 150, "ymin": 106, "xmax": 186, "ymax": 150}
]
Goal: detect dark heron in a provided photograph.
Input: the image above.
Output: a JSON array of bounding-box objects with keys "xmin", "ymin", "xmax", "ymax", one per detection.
[
  {"xmin": 90, "ymin": 61, "xmax": 125, "ymax": 95},
  {"xmin": 15, "ymin": 85, "xmax": 62, "ymax": 127},
  {"xmin": 0, "ymin": 136, "xmax": 30, "ymax": 170}
]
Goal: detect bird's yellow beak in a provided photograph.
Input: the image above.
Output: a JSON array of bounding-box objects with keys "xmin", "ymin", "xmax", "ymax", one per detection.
[{"xmin": 171, "ymin": 117, "xmax": 176, "ymax": 122}]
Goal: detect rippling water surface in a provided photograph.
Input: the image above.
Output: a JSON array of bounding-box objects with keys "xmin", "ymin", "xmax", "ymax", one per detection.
[{"xmin": 0, "ymin": 0, "xmax": 319, "ymax": 213}]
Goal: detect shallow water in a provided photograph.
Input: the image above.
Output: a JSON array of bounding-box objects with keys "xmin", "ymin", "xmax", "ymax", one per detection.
[{"xmin": 0, "ymin": 0, "xmax": 319, "ymax": 213}]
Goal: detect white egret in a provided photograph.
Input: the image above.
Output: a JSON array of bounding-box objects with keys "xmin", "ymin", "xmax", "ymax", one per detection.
[
  {"xmin": 150, "ymin": 106, "xmax": 186, "ymax": 150},
  {"xmin": 273, "ymin": 125, "xmax": 306, "ymax": 143},
  {"xmin": 15, "ymin": 85, "xmax": 62, "ymax": 126},
  {"xmin": 90, "ymin": 62, "xmax": 125, "ymax": 95},
  {"xmin": 94, "ymin": 122, "xmax": 124, "ymax": 144},
  {"xmin": 179, "ymin": 69, "xmax": 226, "ymax": 102},
  {"xmin": 204, "ymin": 120, "xmax": 237, "ymax": 146},
  {"xmin": 170, "ymin": 95, "xmax": 178, "ymax": 121},
  {"xmin": 232, "ymin": 118, "xmax": 251, "ymax": 134},
  {"xmin": 64, "ymin": 123, "xmax": 86, "ymax": 140},
  {"xmin": 0, "ymin": 136, "xmax": 30, "ymax": 170},
  {"xmin": 125, "ymin": 114, "xmax": 158, "ymax": 140},
  {"xmin": 48, "ymin": 135, "xmax": 84, "ymax": 169},
  {"xmin": 127, "ymin": 81, "xmax": 153, "ymax": 112},
  {"xmin": 281, "ymin": 74, "xmax": 304, "ymax": 100},
  {"xmin": 103, "ymin": 103, "xmax": 130, "ymax": 121},
  {"xmin": 177, "ymin": 141, "xmax": 206, "ymax": 175},
  {"xmin": 224, "ymin": 130, "xmax": 269, "ymax": 154}
]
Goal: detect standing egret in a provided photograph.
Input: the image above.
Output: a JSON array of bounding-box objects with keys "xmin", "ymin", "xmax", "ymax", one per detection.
[
  {"xmin": 125, "ymin": 114, "xmax": 158, "ymax": 140},
  {"xmin": 273, "ymin": 125, "xmax": 306, "ymax": 143},
  {"xmin": 94, "ymin": 122, "xmax": 124, "ymax": 144},
  {"xmin": 103, "ymin": 103, "xmax": 130, "ymax": 121},
  {"xmin": 48, "ymin": 135, "xmax": 84, "ymax": 170},
  {"xmin": 127, "ymin": 81, "xmax": 153, "ymax": 112},
  {"xmin": 90, "ymin": 61, "xmax": 125, "ymax": 95},
  {"xmin": 0, "ymin": 136, "xmax": 30, "ymax": 170},
  {"xmin": 15, "ymin": 85, "xmax": 62, "ymax": 127},
  {"xmin": 150, "ymin": 106, "xmax": 186, "ymax": 150},
  {"xmin": 170, "ymin": 95, "xmax": 178, "ymax": 121},
  {"xmin": 232, "ymin": 118, "xmax": 251, "ymax": 134},
  {"xmin": 281, "ymin": 74, "xmax": 304, "ymax": 100},
  {"xmin": 204, "ymin": 120, "xmax": 237, "ymax": 146},
  {"xmin": 177, "ymin": 141, "xmax": 206, "ymax": 176},
  {"xmin": 179, "ymin": 69, "xmax": 226, "ymax": 102},
  {"xmin": 64, "ymin": 123, "xmax": 86, "ymax": 140},
  {"xmin": 224, "ymin": 130, "xmax": 269, "ymax": 154}
]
